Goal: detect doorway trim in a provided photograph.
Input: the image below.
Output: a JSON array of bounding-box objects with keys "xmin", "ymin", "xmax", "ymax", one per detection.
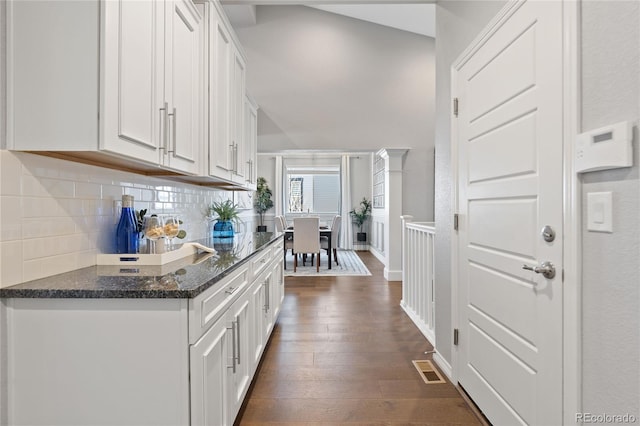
[{"xmin": 449, "ymin": 0, "xmax": 581, "ymax": 424}]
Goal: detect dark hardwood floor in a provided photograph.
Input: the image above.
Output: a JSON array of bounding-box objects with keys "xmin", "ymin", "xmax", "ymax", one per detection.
[{"xmin": 236, "ymin": 251, "xmax": 483, "ymax": 425}]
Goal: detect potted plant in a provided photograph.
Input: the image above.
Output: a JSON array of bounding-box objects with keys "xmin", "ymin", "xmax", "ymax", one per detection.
[
  {"xmin": 254, "ymin": 177, "xmax": 274, "ymax": 232},
  {"xmin": 349, "ymin": 197, "xmax": 372, "ymax": 242},
  {"xmin": 209, "ymin": 199, "xmax": 240, "ymax": 238}
]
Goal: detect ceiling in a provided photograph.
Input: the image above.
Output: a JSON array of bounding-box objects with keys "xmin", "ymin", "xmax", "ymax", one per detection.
[
  {"xmin": 309, "ymin": 4, "xmax": 435, "ymax": 37},
  {"xmin": 222, "ymin": 2, "xmax": 436, "ymax": 38}
]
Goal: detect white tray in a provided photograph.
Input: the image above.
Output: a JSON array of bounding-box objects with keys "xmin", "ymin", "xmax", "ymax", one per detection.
[{"xmin": 97, "ymin": 243, "xmax": 199, "ymax": 266}]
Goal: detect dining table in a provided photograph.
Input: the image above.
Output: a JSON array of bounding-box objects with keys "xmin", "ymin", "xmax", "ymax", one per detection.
[{"xmin": 283, "ymin": 226, "xmax": 333, "ymax": 270}]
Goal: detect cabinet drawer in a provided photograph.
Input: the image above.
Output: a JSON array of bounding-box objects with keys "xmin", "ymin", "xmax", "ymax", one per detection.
[
  {"xmin": 250, "ymin": 247, "xmax": 272, "ymax": 279},
  {"xmin": 271, "ymin": 239, "xmax": 284, "ymax": 259},
  {"xmin": 189, "ymin": 265, "xmax": 249, "ymax": 344}
]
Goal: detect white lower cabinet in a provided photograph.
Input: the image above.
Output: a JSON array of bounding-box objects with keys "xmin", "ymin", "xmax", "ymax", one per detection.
[
  {"xmin": 2, "ymin": 240, "xmax": 284, "ymax": 426},
  {"xmin": 190, "ymin": 308, "xmax": 230, "ymax": 426},
  {"xmin": 190, "ymin": 283, "xmax": 252, "ymax": 426}
]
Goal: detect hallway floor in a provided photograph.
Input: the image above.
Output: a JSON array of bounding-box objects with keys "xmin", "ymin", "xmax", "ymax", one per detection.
[{"xmin": 236, "ymin": 252, "xmax": 484, "ymax": 425}]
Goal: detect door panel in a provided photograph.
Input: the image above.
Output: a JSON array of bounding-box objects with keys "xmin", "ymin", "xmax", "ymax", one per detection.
[
  {"xmin": 456, "ymin": 1, "xmax": 563, "ymax": 425},
  {"xmin": 101, "ymin": 0, "xmax": 163, "ymax": 162},
  {"xmin": 165, "ymin": 0, "xmax": 202, "ymax": 174}
]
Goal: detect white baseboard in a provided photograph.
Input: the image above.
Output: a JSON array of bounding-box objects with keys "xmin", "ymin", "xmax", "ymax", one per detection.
[
  {"xmin": 433, "ymin": 350, "xmax": 453, "ymax": 382},
  {"xmin": 400, "ymin": 302, "xmax": 435, "ymax": 346},
  {"xmin": 384, "ymin": 268, "xmax": 402, "ymax": 281},
  {"xmin": 369, "ymin": 247, "xmax": 386, "ymax": 265}
]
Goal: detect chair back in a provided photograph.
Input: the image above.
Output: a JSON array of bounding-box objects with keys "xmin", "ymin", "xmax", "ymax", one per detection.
[
  {"xmin": 330, "ymin": 215, "xmax": 341, "ymax": 247},
  {"xmin": 293, "ymin": 217, "xmax": 320, "ymax": 253},
  {"xmin": 274, "ymin": 215, "xmax": 285, "ymax": 232}
]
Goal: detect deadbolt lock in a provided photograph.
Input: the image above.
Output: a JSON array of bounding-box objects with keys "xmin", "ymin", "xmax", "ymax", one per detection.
[{"xmin": 541, "ymin": 225, "xmax": 556, "ymax": 242}]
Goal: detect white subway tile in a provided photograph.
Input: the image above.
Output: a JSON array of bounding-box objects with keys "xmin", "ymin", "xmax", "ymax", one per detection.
[
  {"xmin": 75, "ymin": 182, "xmax": 102, "ymax": 199},
  {"xmin": 102, "ymin": 185, "xmax": 123, "ymax": 201},
  {"xmin": 1, "ymin": 241, "xmax": 24, "ymax": 287},
  {"xmin": 22, "ymin": 217, "xmax": 77, "ymax": 239},
  {"xmin": 23, "ymin": 253, "xmax": 77, "ymax": 282},
  {"xmin": 58, "ymin": 198, "xmax": 85, "ymax": 217},
  {"xmin": 43, "ymin": 178, "xmax": 75, "ymax": 198},
  {"xmin": 22, "ymin": 197, "xmax": 62, "ymax": 218},
  {"xmin": 21, "ymin": 175, "xmax": 46, "ymax": 197},
  {"xmin": 0, "ymin": 196, "xmax": 23, "ymax": 241},
  {"xmin": 1, "ymin": 151, "xmax": 23, "ymax": 196}
]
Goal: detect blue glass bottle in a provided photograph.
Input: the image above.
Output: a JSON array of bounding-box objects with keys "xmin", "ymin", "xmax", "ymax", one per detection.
[{"xmin": 115, "ymin": 195, "xmax": 139, "ymax": 254}]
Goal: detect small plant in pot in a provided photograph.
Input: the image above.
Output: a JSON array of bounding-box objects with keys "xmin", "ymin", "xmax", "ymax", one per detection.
[
  {"xmin": 349, "ymin": 197, "xmax": 372, "ymax": 243},
  {"xmin": 254, "ymin": 177, "xmax": 274, "ymax": 232},
  {"xmin": 209, "ymin": 200, "xmax": 240, "ymax": 238}
]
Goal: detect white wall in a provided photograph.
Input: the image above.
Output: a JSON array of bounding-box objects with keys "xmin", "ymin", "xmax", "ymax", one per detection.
[
  {"xmin": 235, "ymin": 6, "xmax": 435, "ymax": 220},
  {"xmin": 433, "ymin": 0, "xmax": 506, "ymax": 367},
  {"xmin": 580, "ymin": 0, "xmax": 639, "ymax": 417}
]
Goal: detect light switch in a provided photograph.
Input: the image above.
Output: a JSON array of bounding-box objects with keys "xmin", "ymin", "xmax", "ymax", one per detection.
[{"xmin": 587, "ymin": 192, "xmax": 613, "ymax": 233}]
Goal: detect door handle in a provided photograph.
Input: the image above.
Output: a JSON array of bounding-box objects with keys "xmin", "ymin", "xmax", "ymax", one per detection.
[
  {"xmin": 159, "ymin": 102, "xmax": 169, "ymax": 152},
  {"xmin": 522, "ymin": 261, "xmax": 556, "ymax": 279},
  {"xmin": 168, "ymin": 107, "xmax": 177, "ymax": 155},
  {"xmin": 227, "ymin": 320, "xmax": 237, "ymax": 373},
  {"xmin": 235, "ymin": 316, "xmax": 241, "ymax": 366}
]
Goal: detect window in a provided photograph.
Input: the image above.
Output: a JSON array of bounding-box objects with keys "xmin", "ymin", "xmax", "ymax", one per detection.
[{"xmin": 285, "ymin": 165, "xmax": 340, "ymax": 215}]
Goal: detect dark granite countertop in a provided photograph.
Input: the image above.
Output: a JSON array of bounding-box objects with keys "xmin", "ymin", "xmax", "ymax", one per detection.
[{"xmin": 0, "ymin": 232, "xmax": 283, "ymax": 299}]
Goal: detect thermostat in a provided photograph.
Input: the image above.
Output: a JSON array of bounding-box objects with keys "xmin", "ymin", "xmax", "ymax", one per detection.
[{"xmin": 576, "ymin": 121, "xmax": 633, "ymax": 173}]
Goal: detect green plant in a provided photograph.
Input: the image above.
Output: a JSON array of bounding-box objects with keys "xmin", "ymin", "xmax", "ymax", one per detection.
[
  {"xmin": 254, "ymin": 177, "xmax": 274, "ymax": 227},
  {"xmin": 209, "ymin": 200, "xmax": 240, "ymax": 222},
  {"xmin": 349, "ymin": 197, "xmax": 372, "ymax": 233}
]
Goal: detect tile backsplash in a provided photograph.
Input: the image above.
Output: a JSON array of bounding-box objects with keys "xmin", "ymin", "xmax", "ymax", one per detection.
[{"xmin": 0, "ymin": 151, "xmax": 254, "ymax": 288}]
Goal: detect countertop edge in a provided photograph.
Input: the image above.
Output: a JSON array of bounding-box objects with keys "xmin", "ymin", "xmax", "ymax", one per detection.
[{"xmin": 0, "ymin": 233, "xmax": 283, "ymax": 300}]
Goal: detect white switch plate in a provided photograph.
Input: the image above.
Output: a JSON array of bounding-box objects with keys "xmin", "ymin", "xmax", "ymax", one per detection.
[{"xmin": 587, "ymin": 192, "xmax": 613, "ymax": 233}]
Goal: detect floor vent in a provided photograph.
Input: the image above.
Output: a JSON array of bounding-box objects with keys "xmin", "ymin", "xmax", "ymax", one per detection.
[{"xmin": 412, "ymin": 360, "xmax": 446, "ymax": 384}]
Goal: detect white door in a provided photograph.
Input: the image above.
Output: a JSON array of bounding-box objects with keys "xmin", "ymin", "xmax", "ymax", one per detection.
[
  {"xmin": 231, "ymin": 49, "xmax": 247, "ymax": 184},
  {"xmin": 227, "ymin": 291, "xmax": 251, "ymax": 420},
  {"xmin": 209, "ymin": 10, "xmax": 234, "ymax": 180},
  {"xmin": 455, "ymin": 1, "xmax": 563, "ymax": 425},
  {"xmin": 190, "ymin": 314, "xmax": 229, "ymax": 426},
  {"xmin": 101, "ymin": 0, "xmax": 164, "ymax": 163},
  {"xmin": 164, "ymin": 0, "xmax": 202, "ymax": 174}
]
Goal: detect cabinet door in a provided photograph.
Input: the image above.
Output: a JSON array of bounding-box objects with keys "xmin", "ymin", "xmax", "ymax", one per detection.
[
  {"xmin": 249, "ymin": 276, "xmax": 266, "ymax": 374},
  {"xmin": 208, "ymin": 9, "xmax": 233, "ymax": 180},
  {"xmin": 230, "ymin": 49, "xmax": 247, "ymax": 184},
  {"xmin": 227, "ymin": 290, "xmax": 252, "ymax": 421},
  {"xmin": 270, "ymin": 258, "xmax": 285, "ymax": 321},
  {"xmin": 262, "ymin": 271, "xmax": 274, "ymax": 338},
  {"xmin": 163, "ymin": 0, "xmax": 202, "ymax": 175},
  {"xmin": 244, "ymin": 97, "xmax": 258, "ymax": 190},
  {"xmin": 190, "ymin": 313, "xmax": 229, "ymax": 426},
  {"xmin": 101, "ymin": 0, "xmax": 164, "ymax": 163}
]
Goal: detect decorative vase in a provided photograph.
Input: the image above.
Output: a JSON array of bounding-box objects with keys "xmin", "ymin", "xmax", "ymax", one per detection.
[
  {"xmin": 256, "ymin": 225, "xmax": 267, "ymax": 232},
  {"xmin": 213, "ymin": 220, "xmax": 234, "ymax": 238},
  {"xmin": 357, "ymin": 232, "xmax": 367, "ymax": 242},
  {"xmin": 212, "ymin": 237, "xmax": 235, "ymax": 252}
]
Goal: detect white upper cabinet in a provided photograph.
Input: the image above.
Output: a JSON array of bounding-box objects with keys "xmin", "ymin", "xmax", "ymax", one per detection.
[
  {"xmin": 208, "ymin": 9, "xmax": 234, "ymax": 179},
  {"xmin": 163, "ymin": 0, "xmax": 204, "ymax": 175},
  {"xmin": 244, "ymin": 95, "xmax": 259, "ymax": 191},
  {"xmin": 8, "ymin": 0, "xmax": 203, "ymax": 176},
  {"xmin": 230, "ymin": 50, "xmax": 247, "ymax": 185},
  {"xmin": 204, "ymin": 1, "xmax": 254, "ymax": 186}
]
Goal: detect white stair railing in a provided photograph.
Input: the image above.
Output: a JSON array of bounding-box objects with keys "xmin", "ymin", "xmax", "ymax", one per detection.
[{"xmin": 400, "ymin": 215, "xmax": 436, "ymax": 345}]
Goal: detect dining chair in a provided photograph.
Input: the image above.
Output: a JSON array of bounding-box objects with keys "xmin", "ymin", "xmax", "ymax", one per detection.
[
  {"xmin": 275, "ymin": 216, "xmax": 294, "ymax": 268},
  {"xmin": 321, "ymin": 215, "xmax": 341, "ymax": 266},
  {"xmin": 293, "ymin": 217, "xmax": 321, "ymax": 272}
]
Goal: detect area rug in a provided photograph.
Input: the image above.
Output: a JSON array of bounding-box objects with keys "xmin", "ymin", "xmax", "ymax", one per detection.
[{"xmin": 284, "ymin": 250, "xmax": 371, "ymax": 277}]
